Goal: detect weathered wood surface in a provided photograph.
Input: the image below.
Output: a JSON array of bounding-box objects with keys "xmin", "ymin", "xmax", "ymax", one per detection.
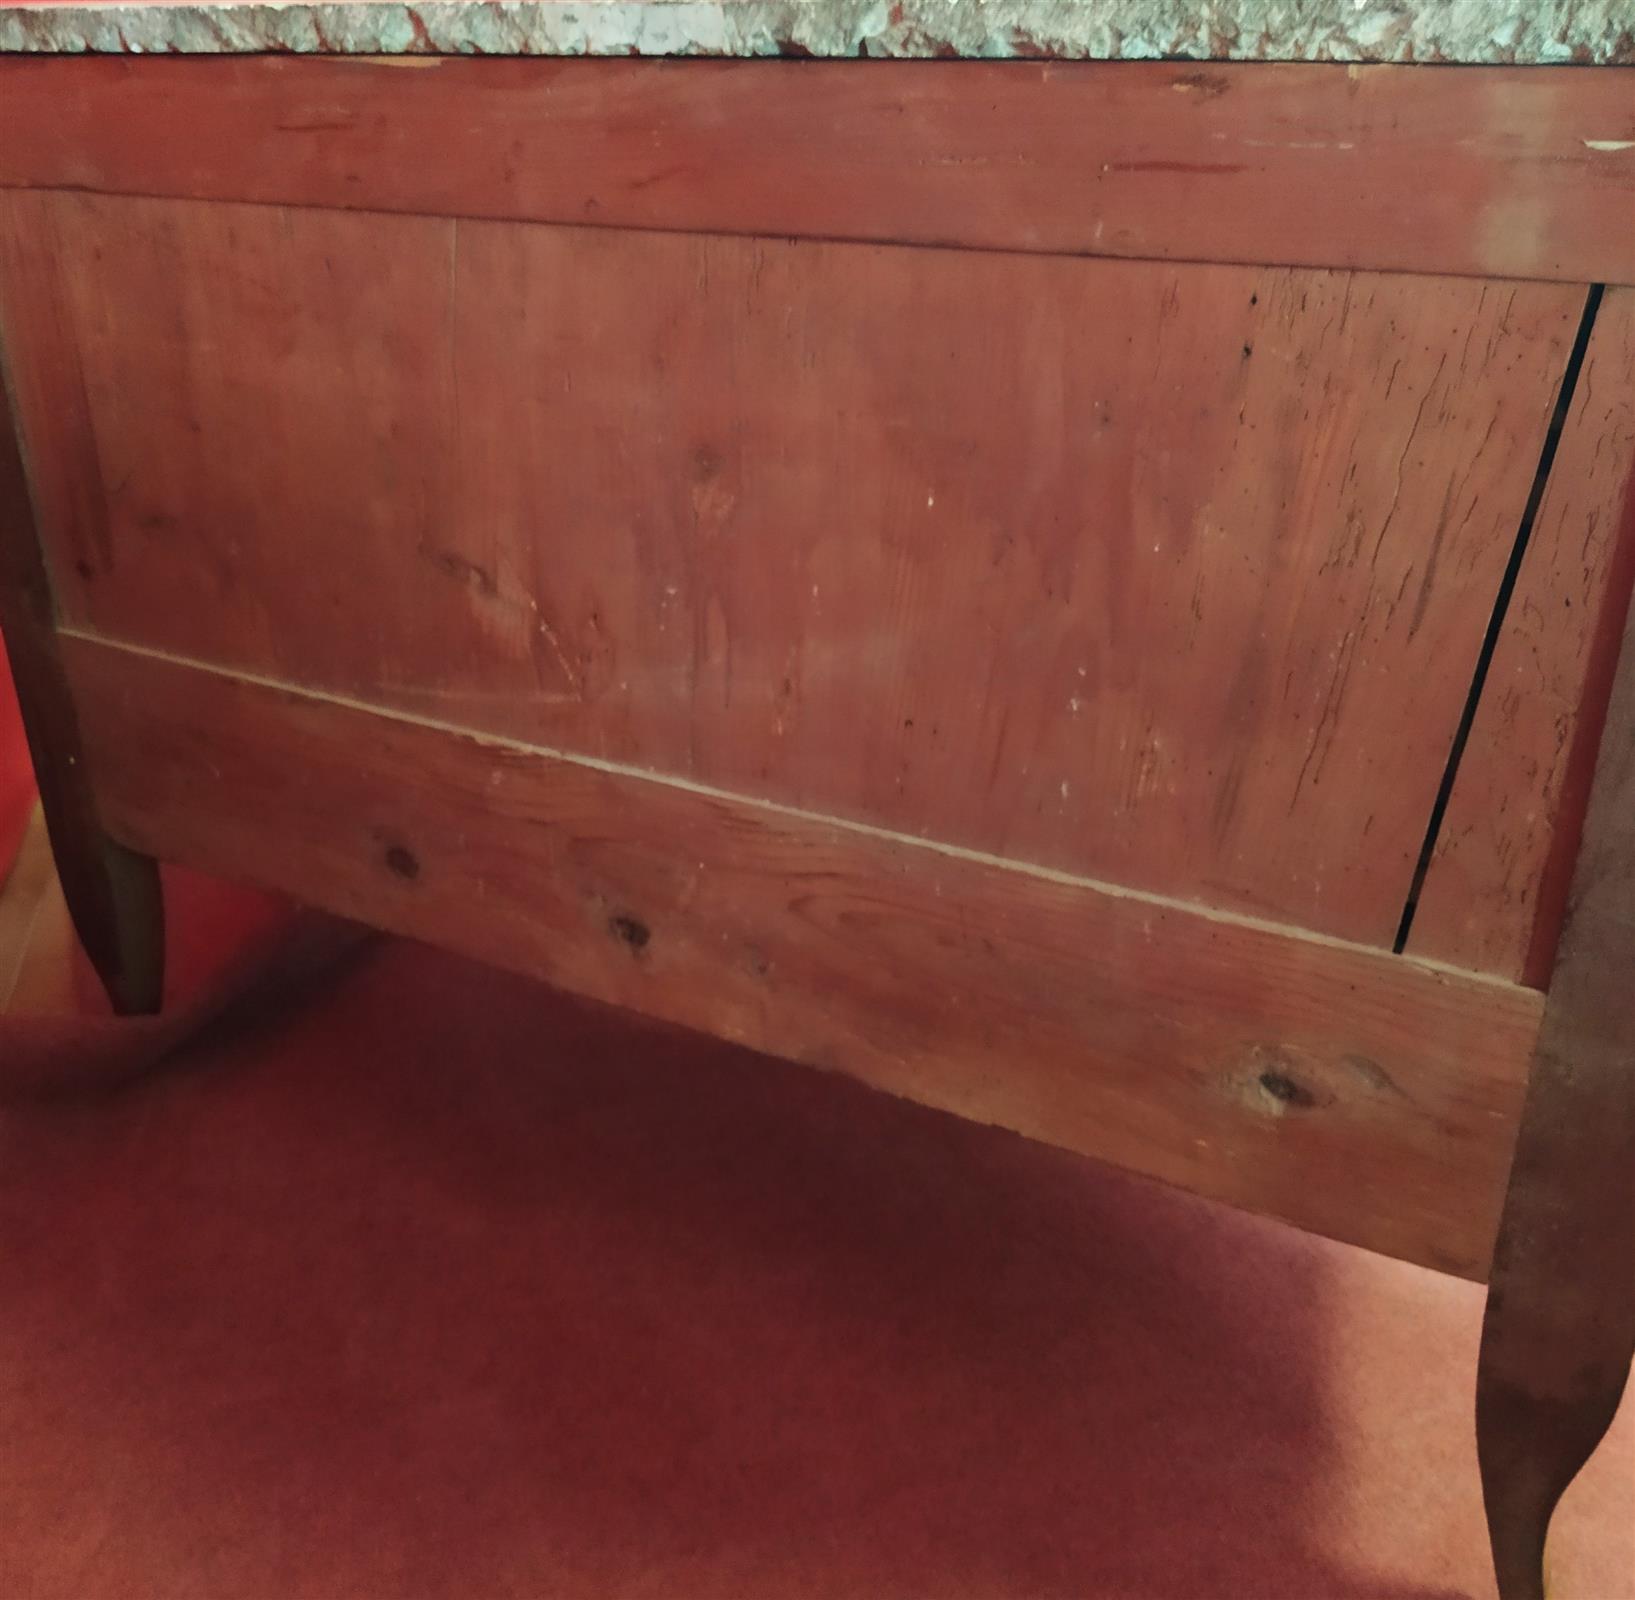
[
  {"xmin": 1410, "ymin": 289, "xmax": 1635, "ymax": 986},
  {"xmin": 61, "ymin": 631, "xmax": 1544, "ymax": 1278},
  {"xmin": 0, "ymin": 340, "xmax": 162, "ymax": 1015},
  {"xmin": 1, "ymin": 57, "xmax": 1632, "ymax": 284},
  {"xmin": 0, "ymin": 188, "xmax": 1589, "ymax": 948},
  {"xmin": 1475, "ymin": 480, "xmax": 1635, "ymax": 1598}
]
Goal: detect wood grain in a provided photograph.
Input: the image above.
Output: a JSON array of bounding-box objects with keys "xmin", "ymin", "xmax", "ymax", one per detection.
[
  {"xmin": 61, "ymin": 631, "xmax": 1543, "ymax": 1278},
  {"xmin": 0, "ymin": 189, "xmax": 1587, "ymax": 947},
  {"xmin": 1475, "ymin": 507, "xmax": 1635, "ymax": 1597},
  {"xmin": 0, "ymin": 317, "xmax": 162, "ymax": 1015},
  {"xmin": 0, "ymin": 56, "xmax": 1631, "ymax": 284},
  {"xmin": 1410, "ymin": 289, "xmax": 1635, "ymax": 987}
]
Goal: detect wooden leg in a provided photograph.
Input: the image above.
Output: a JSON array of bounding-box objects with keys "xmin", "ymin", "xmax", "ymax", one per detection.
[
  {"xmin": 3, "ymin": 620, "xmax": 167, "ymax": 1018},
  {"xmin": 2, "ymin": 347, "xmax": 165, "ymax": 1016},
  {"xmin": 1478, "ymin": 1112, "xmax": 1633, "ymax": 1599},
  {"xmin": 64, "ymin": 827, "xmax": 165, "ymax": 1017},
  {"xmin": 1475, "ymin": 556, "xmax": 1635, "ymax": 1599}
]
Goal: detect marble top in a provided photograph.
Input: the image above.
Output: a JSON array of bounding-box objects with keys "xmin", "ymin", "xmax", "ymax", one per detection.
[{"xmin": 0, "ymin": 0, "xmax": 1630, "ymax": 62}]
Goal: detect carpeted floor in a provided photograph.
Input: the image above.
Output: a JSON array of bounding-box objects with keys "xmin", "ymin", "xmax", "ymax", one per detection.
[{"xmin": 1, "ymin": 668, "xmax": 1631, "ymax": 1599}]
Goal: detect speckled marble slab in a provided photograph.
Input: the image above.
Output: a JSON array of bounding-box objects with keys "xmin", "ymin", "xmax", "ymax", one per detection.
[{"xmin": 0, "ymin": 0, "xmax": 1630, "ymax": 61}]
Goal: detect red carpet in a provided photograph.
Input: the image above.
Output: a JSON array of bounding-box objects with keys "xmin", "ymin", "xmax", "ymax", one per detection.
[{"xmin": 1, "ymin": 659, "xmax": 1631, "ymax": 1598}]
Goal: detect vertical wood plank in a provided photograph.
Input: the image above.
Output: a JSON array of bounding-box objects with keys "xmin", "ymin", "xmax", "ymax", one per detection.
[{"xmin": 1409, "ymin": 289, "xmax": 1635, "ymax": 985}]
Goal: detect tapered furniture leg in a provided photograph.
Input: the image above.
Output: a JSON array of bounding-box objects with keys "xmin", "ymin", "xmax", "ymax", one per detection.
[
  {"xmin": 1476, "ymin": 549, "xmax": 1635, "ymax": 1599},
  {"xmin": 1, "ymin": 351, "xmax": 164, "ymax": 1016}
]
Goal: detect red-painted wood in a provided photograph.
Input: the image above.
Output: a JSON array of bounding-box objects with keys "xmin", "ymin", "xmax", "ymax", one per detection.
[
  {"xmin": 1410, "ymin": 290, "xmax": 1635, "ymax": 986},
  {"xmin": 0, "ymin": 189, "xmax": 1587, "ymax": 945},
  {"xmin": 64, "ymin": 631, "xmax": 1543, "ymax": 1278},
  {"xmin": 0, "ymin": 56, "xmax": 1630, "ymax": 284}
]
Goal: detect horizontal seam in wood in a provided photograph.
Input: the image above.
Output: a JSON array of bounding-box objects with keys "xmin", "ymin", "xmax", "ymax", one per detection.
[
  {"xmin": 0, "ymin": 182, "xmax": 1595, "ymax": 291},
  {"xmin": 60, "ymin": 624, "xmax": 1543, "ymax": 1002}
]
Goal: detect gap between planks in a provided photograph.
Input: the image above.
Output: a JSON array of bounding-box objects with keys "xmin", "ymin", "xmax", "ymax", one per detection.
[{"xmin": 1392, "ymin": 283, "xmax": 1608, "ymax": 956}]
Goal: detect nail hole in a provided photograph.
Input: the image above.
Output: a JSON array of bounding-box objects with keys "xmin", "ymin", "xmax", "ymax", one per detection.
[
  {"xmin": 1257, "ymin": 1070, "xmax": 1316, "ymax": 1109},
  {"xmin": 384, "ymin": 845, "xmax": 420, "ymax": 881},
  {"xmin": 609, "ymin": 913, "xmax": 650, "ymax": 950}
]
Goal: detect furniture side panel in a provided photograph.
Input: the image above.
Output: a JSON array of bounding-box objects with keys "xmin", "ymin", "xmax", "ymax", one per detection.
[{"xmin": 0, "ymin": 189, "xmax": 1587, "ymax": 947}]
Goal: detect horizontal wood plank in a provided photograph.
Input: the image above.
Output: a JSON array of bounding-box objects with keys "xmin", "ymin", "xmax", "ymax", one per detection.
[
  {"xmin": 0, "ymin": 56, "xmax": 1631, "ymax": 283},
  {"xmin": 1409, "ymin": 288, "xmax": 1635, "ymax": 985},
  {"xmin": 62, "ymin": 632, "xmax": 1543, "ymax": 1278},
  {"xmin": 0, "ymin": 188, "xmax": 1587, "ymax": 947}
]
